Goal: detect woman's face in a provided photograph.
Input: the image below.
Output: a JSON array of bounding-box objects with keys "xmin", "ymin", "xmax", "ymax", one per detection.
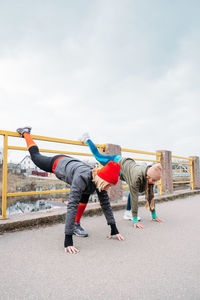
[
  {"xmin": 103, "ymin": 183, "xmax": 112, "ymax": 191},
  {"xmin": 147, "ymin": 176, "xmax": 157, "ymax": 185}
]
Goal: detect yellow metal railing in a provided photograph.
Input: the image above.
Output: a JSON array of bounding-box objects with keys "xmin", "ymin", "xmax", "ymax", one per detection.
[
  {"xmin": 0, "ymin": 130, "xmax": 195, "ymax": 220},
  {"xmin": 171, "ymin": 155, "xmax": 194, "ymax": 190},
  {"xmin": 121, "ymin": 147, "xmax": 162, "ymax": 195},
  {"xmin": 0, "ymin": 130, "xmax": 105, "ymax": 219}
]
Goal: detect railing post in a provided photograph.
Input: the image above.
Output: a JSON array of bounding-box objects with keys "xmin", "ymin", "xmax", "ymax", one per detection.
[
  {"xmin": 156, "ymin": 150, "xmax": 173, "ymax": 194},
  {"xmin": 2, "ymin": 134, "xmax": 8, "ymax": 219},
  {"xmin": 156, "ymin": 152, "xmax": 162, "ymax": 195},
  {"xmin": 101, "ymin": 143, "xmax": 122, "ymax": 201},
  {"xmin": 189, "ymin": 156, "xmax": 200, "ymax": 189}
]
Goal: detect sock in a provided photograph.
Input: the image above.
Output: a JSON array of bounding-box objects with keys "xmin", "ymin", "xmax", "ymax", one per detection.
[
  {"xmin": 23, "ymin": 132, "xmax": 37, "ymax": 149},
  {"xmin": 75, "ymin": 203, "xmax": 87, "ymax": 223}
]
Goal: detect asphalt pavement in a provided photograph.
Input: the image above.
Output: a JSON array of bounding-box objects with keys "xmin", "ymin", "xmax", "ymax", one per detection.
[{"xmin": 0, "ymin": 194, "xmax": 200, "ymax": 300}]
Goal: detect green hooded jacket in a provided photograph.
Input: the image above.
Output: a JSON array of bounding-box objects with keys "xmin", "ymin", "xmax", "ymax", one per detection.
[{"xmin": 118, "ymin": 157, "xmax": 151, "ymax": 217}]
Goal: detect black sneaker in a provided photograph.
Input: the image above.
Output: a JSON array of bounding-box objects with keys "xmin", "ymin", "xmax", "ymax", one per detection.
[
  {"xmin": 16, "ymin": 126, "xmax": 32, "ymax": 137},
  {"xmin": 73, "ymin": 222, "xmax": 88, "ymax": 237}
]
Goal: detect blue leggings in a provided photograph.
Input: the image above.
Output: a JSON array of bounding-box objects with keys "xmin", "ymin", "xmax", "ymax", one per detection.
[
  {"xmin": 87, "ymin": 139, "xmax": 122, "ymax": 166},
  {"xmin": 126, "ymin": 194, "xmax": 131, "ymax": 210},
  {"xmin": 87, "ymin": 139, "xmax": 131, "ymax": 210}
]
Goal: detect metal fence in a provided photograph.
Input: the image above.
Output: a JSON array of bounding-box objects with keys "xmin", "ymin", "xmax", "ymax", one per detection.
[
  {"xmin": 0, "ymin": 130, "xmax": 104, "ymax": 219},
  {"xmin": 0, "ymin": 130, "xmax": 194, "ymax": 219},
  {"xmin": 172, "ymin": 155, "xmax": 194, "ymax": 189}
]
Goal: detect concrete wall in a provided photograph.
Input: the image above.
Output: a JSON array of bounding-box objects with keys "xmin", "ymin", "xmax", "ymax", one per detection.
[
  {"xmin": 102, "ymin": 143, "xmax": 122, "ymax": 201},
  {"xmin": 157, "ymin": 150, "xmax": 173, "ymax": 194},
  {"xmin": 190, "ymin": 156, "xmax": 200, "ymax": 189}
]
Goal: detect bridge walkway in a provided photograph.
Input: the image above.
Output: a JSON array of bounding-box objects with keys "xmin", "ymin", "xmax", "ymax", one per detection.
[{"xmin": 0, "ymin": 195, "xmax": 200, "ymax": 300}]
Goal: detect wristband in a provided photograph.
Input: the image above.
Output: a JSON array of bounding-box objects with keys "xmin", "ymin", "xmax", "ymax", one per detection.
[
  {"xmin": 151, "ymin": 211, "xmax": 157, "ymax": 219},
  {"xmin": 133, "ymin": 216, "xmax": 138, "ymax": 223},
  {"xmin": 110, "ymin": 224, "xmax": 119, "ymax": 235},
  {"xmin": 64, "ymin": 235, "xmax": 73, "ymax": 247}
]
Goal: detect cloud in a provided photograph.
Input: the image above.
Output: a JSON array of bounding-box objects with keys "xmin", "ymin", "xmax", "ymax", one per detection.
[{"xmin": 0, "ymin": 0, "xmax": 200, "ymax": 162}]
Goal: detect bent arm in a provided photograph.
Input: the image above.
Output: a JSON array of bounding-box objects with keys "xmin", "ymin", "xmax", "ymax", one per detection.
[
  {"xmin": 64, "ymin": 179, "xmax": 87, "ymax": 247},
  {"xmin": 150, "ymin": 205, "xmax": 162, "ymax": 222}
]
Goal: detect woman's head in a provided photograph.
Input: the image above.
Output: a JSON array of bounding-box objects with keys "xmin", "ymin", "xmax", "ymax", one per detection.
[
  {"xmin": 145, "ymin": 163, "xmax": 162, "ymax": 211},
  {"xmin": 92, "ymin": 161, "xmax": 120, "ymax": 192},
  {"xmin": 147, "ymin": 163, "xmax": 162, "ymax": 185}
]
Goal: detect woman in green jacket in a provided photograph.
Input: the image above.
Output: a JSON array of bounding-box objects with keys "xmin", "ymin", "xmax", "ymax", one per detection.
[{"xmin": 80, "ymin": 133, "xmax": 163, "ymax": 229}]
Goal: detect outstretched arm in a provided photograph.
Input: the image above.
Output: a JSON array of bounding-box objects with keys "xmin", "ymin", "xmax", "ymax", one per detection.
[
  {"xmin": 129, "ymin": 188, "xmax": 144, "ymax": 229},
  {"xmin": 97, "ymin": 189, "xmax": 124, "ymax": 241},
  {"xmin": 64, "ymin": 179, "xmax": 88, "ymax": 254}
]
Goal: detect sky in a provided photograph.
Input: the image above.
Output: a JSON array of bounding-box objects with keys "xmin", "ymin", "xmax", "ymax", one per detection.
[{"xmin": 0, "ymin": 0, "xmax": 200, "ymax": 163}]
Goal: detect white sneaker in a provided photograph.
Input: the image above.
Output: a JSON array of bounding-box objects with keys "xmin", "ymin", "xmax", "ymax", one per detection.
[
  {"xmin": 79, "ymin": 132, "xmax": 90, "ymax": 143},
  {"xmin": 123, "ymin": 210, "xmax": 132, "ymax": 220},
  {"xmin": 123, "ymin": 210, "xmax": 141, "ymax": 221}
]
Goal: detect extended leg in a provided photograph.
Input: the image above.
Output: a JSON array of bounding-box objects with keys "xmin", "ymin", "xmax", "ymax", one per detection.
[
  {"xmin": 87, "ymin": 139, "xmax": 122, "ymax": 166},
  {"xmin": 17, "ymin": 127, "xmax": 63, "ymax": 173}
]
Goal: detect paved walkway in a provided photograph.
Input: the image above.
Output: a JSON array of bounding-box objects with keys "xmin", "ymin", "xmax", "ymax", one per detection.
[{"xmin": 0, "ymin": 194, "xmax": 200, "ymax": 300}]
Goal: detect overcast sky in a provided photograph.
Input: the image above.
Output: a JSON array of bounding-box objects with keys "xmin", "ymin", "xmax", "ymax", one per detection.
[{"xmin": 0, "ymin": 0, "xmax": 200, "ymax": 162}]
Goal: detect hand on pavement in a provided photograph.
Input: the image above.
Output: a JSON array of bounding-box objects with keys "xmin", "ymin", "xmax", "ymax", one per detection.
[
  {"xmin": 65, "ymin": 246, "xmax": 79, "ymax": 254},
  {"xmin": 108, "ymin": 233, "xmax": 125, "ymax": 241},
  {"xmin": 134, "ymin": 222, "xmax": 144, "ymax": 229},
  {"xmin": 151, "ymin": 217, "xmax": 163, "ymax": 223}
]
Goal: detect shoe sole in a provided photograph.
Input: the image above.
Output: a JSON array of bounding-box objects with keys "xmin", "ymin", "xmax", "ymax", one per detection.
[
  {"xmin": 73, "ymin": 233, "xmax": 88, "ymax": 237},
  {"xmin": 123, "ymin": 216, "xmax": 132, "ymax": 220},
  {"xmin": 123, "ymin": 217, "xmax": 142, "ymax": 221}
]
